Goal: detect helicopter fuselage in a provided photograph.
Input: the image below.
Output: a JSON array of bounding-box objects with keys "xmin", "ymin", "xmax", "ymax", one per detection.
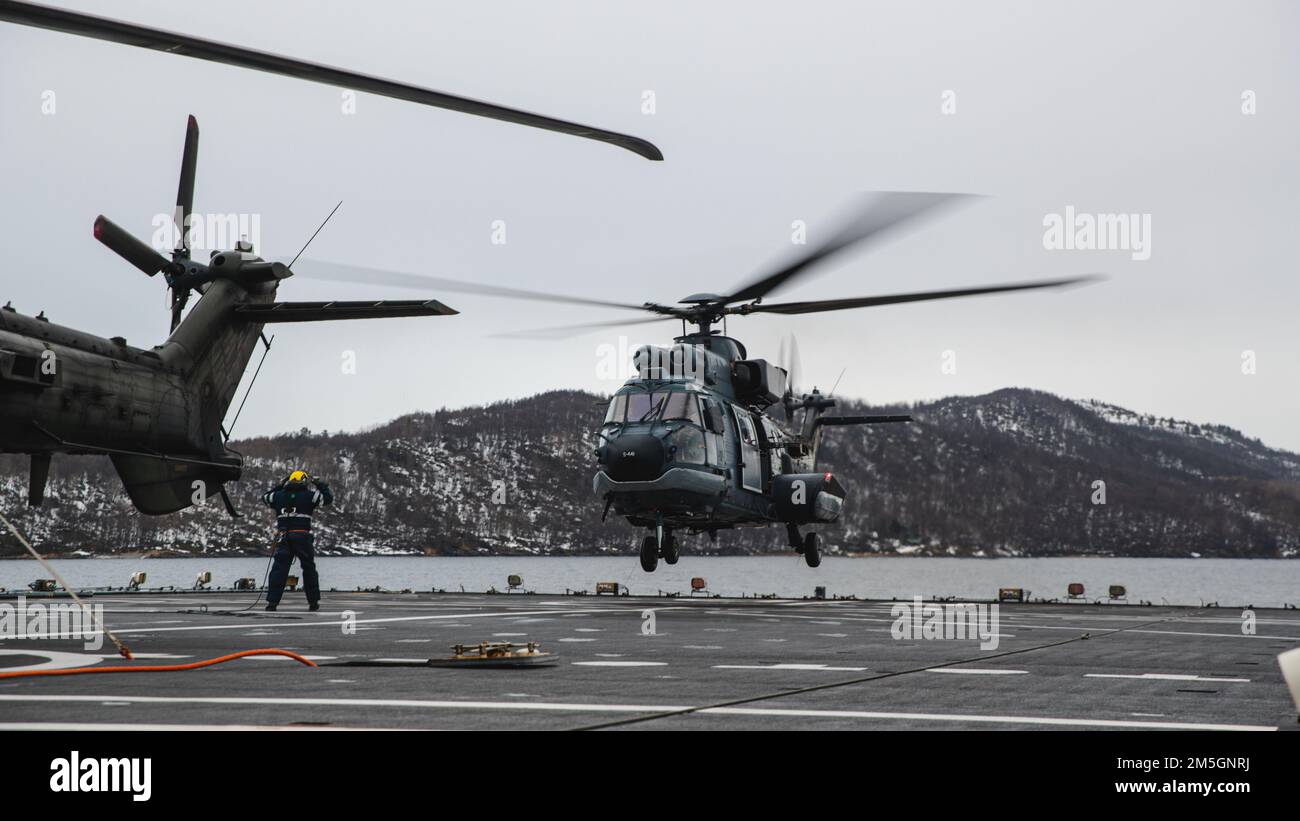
[
  {"xmin": 0, "ymin": 276, "xmax": 276, "ymax": 513},
  {"xmin": 593, "ymin": 333, "xmax": 847, "ymax": 542}
]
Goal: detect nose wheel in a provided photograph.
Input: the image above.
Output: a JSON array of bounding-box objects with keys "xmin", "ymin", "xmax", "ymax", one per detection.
[
  {"xmin": 639, "ymin": 536, "xmax": 658, "ymax": 572},
  {"xmin": 802, "ymin": 532, "xmax": 821, "ymax": 568},
  {"xmin": 788, "ymin": 524, "xmax": 821, "ymax": 568},
  {"xmin": 639, "ymin": 526, "xmax": 678, "ymax": 572}
]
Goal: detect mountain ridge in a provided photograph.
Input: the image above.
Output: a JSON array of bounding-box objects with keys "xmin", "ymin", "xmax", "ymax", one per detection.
[{"xmin": 1, "ymin": 387, "xmax": 1296, "ymax": 559}]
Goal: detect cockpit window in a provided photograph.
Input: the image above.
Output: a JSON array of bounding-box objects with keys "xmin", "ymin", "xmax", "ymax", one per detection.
[
  {"xmin": 608, "ymin": 390, "xmax": 703, "ymax": 425},
  {"xmin": 625, "ymin": 392, "xmax": 667, "ymax": 422},
  {"xmin": 662, "ymin": 392, "xmax": 702, "ymax": 425},
  {"xmin": 603, "ymin": 394, "xmax": 628, "ymax": 425}
]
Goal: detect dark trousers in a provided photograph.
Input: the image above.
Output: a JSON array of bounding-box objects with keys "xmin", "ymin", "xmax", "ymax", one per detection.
[{"xmin": 267, "ymin": 533, "xmax": 320, "ymax": 605}]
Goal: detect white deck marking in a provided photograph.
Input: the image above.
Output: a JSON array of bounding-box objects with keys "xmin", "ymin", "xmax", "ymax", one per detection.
[
  {"xmin": 930, "ymin": 668, "xmax": 1028, "ymax": 675},
  {"xmin": 0, "ymin": 722, "xmax": 383, "ymax": 731},
  {"xmin": 0, "ymin": 648, "xmax": 110, "ymax": 672},
  {"xmin": 1085, "ymin": 673, "xmax": 1250, "ymax": 683},
  {"xmin": 0, "ymin": 695, "xmax": 1275, "ymax": 731},
  {"xmin": 571, "ymin": 661, "xmax": 667, "ymax": 667},
  {"xmin": 705, "ymin": 708, "xmax": 1275, "ymax": 731},
  {"xmin": 12, "ymin": 606, "xmax": 632, "ymax": 640},
  {"xmin": 714, "ymin": 663, "xmax": 869, "ymax": 672},
  {"xmin": 559, "ymin": 638, "xmax": 596, "ymax": 643}
]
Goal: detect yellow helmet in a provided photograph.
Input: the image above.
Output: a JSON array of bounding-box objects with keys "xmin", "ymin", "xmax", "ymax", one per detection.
[{"xmin": 287, "ymin": 470, "xmax": 308, "ymax": 483}]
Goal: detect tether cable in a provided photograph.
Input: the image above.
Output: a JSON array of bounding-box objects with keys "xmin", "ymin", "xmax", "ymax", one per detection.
[{"xmin": 0, "ymin": 507, "xmax": 133, "ymax": 660}]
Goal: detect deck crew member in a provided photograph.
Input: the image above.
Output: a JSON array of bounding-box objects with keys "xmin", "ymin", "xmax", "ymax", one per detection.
[{"xmin": 261, "ymin": 470, "xmax": 333, "ymax": 612}]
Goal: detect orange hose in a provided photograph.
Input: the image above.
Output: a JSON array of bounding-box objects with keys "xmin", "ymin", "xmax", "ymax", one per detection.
[{"xmin": 0, "ymin": 648, "xmax": 317, "ymax": 679}]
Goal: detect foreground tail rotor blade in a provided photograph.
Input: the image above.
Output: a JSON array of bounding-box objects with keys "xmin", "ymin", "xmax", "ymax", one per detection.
[
  {"xmin": 291, "ymin": 259, "xmax": 649, "ymax": 312},
  {"xmin": 93, "ymin": 215, "xmax": 169, "ymax": 276},
  {"xmin": 174, "ymin": 115, "xmax": 199, "ymax": 261},
  {"xmin": 721, "ymin": 192, "xmax": 972, "ymax": 306},
  {"xmin": 740, "ymin": 275, "xmax": 1103, "ymax": 316},
  {"xmin": 0, "ymin": 0, "xmax": 662, "ymax": 161}
]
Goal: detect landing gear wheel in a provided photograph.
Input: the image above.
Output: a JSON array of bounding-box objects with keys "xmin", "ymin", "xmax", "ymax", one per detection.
[
  {"xmin": 662, "ymin": 534, "xmax": 679, "ymax": 565},
  {"xmin": 802, "ymin": 532, "xmax": 821, "ymax": 568},
  {"xmin": 639, "ymin": 536, "xmax": 659, "ymax": 572}
]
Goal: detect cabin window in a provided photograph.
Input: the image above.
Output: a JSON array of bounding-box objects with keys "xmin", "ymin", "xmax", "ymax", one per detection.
[{"xmin": 734, "ymin": 409, "xmax": 759, "ymax": 446}]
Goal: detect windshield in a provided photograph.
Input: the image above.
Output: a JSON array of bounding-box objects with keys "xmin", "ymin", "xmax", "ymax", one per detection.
[
  {"xmin": 662, "ymin": 392, "xmax": 702, "ymax": 425},
  {"xmin": 605, "ymin": 390, "xmax": 702, "ymax": 425},
  {"xmin": 603, "ymin": 394, "xmax": 627, "ymax": 425},
  {"xmin": 626, "ymin": 392, "xmax": 667, "ymax": 422}
]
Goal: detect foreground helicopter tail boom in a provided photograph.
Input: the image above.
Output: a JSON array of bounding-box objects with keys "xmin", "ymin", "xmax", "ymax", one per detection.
[{"xmin": 1, "ymin": 115, "xmax": 462, "ymax": 516}]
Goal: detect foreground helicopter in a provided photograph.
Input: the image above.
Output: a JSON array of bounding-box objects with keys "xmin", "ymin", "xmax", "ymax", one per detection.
[
  {"xmin": 0, "ymin": 116, "xmax": 458, "ymax": 515},
  {"xmin": 295, "ymin": 193, "xmax": 1100, "ymax": 570},
  {"xmin": 0, "ymin": 0, "xmax": 660, "ymax": 515}
]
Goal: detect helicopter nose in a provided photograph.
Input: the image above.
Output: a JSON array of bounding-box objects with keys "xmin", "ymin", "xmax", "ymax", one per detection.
[{"xmin": 600, "ymin": 433, "xmax": 666, "ymax": 481}]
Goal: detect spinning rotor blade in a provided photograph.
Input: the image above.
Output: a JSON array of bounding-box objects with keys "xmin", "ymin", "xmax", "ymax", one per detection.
[
  {"xmin": 739, "ymin": 275, "xmax": 1102, "ymax": 316},
  {"xmin": 93, "ymin": 215, "xmax": 168, "ymax": 276},
  {"xmin": 721, "ymin": 192, "xmax": 971, "ymax": 306},
  {"xmin": 493, "ymin": 314, "xmax": 675, "ymax": 340},
  {"xmin": 291, "ymin": 260, "xmax": 650, "ymax": 312},
  {"xmin": 787, "ymin": 333, "xmax": 802, "ymax": 393},
  {"xmin": 0, "ymin": 0, "xmax": 662, "ymax": 161},
  {"xmin": 174, "ymin": 114, "xmax": 198, "ymax": 261}
]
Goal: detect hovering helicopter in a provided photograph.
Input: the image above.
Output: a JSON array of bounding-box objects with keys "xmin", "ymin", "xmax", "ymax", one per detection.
[
  {"xmin": 295, "ymin": 193, "xmax": 1100, "ymax": 570},
  {"xmin": 0, "ymin": 0, "xmax": 661, "ymax": 516}
]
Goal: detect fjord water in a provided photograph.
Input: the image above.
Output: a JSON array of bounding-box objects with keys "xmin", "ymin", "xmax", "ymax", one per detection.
[{"xmin": 0, "ymin": 556, "xmax": 1296, "ymax": 607}]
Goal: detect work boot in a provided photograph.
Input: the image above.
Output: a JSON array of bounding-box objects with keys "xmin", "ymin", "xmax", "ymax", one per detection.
[
  {"xmin": 308, "ymin": 602, "xmax": 320, "ymax": 612},
  {"xmin": 265, "ymin": 603, "xmax": 277, "ymax": 612}
]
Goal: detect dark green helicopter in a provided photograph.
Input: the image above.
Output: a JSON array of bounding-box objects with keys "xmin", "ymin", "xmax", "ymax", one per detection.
[
  {"xmin": 0, "ymin": 1, "xmax": 661, "ymax": 516},
  {"xmin": 0, "ymin": 113, "xmax": 461, "ymax": 516},
  {"xmin": 294, "ymin": 193, "xmax": 1100, "ymax": 570}
]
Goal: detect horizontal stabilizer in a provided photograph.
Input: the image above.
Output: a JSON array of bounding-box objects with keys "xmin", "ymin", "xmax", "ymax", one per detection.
[
  {"xmin": 232, "ymin": 299, "xmax": 457, "ymax": 322},
  {"xmin": 817, "ymin": 414, "xmax": 912, "ymax": 426}
]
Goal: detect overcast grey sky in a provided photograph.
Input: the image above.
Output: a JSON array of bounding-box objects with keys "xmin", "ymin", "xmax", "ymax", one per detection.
[{"xmin": 2, "ymin": 1, "xmax": 1297, "ymax": 448}]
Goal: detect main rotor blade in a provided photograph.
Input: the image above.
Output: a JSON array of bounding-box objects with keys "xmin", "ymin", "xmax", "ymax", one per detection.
[
  {"xmin": 0, "ymin": 0, "xmax": 662, "ymax": 161},
  {"xmin": 291, "ymin": 259, "xmax": 651, "ymax": 312},
  {"xmin": 737, "ymin": 274, "xmax": 1103, "ymax": 316},
  {"xmin": 494, "ymin": 315, "xmax": 675, "ymax": 340},
  {"xmin": 721, "ymin": 192, "xmax": 971, "ymax": 306},
  {"xmin": 174, "ymin": 115, "xmax": 198, "ymax": 261},
  {"xmin": 93, "ymin": 215, "xmax": 168, "ymax": 276}
]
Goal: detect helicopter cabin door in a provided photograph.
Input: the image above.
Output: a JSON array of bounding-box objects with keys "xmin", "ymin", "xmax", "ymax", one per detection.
[{"xmin": 731, "ymin": 406, "xmax": 763, "ymax": 493}]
